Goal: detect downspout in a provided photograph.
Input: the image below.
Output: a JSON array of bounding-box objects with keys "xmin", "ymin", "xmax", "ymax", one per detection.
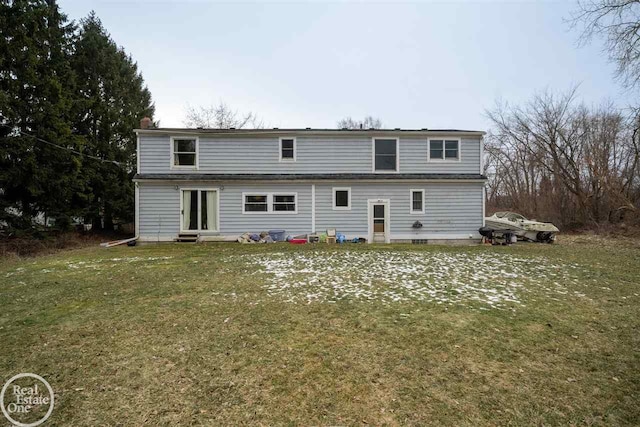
[{"xmin": 311, "ymin": 184, "xmax": 316, "ymax": 234}]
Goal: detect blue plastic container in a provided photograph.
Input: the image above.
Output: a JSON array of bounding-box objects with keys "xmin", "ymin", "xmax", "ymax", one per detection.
[{"xmin": 268, "ymin": 229, "xmax": 286, "ymax": 242}]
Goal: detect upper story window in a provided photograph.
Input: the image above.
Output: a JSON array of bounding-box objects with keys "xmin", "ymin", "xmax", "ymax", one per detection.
[
  {"xmin": 410, "ymin": 189, "xmax": 424, "ymax": 214},
  {"xmin": 333, "ymin": 187, "xmax": 351, "ymax": 210},
  {"xmin": 373, "ymin": 138, "xmax": 399, "ymax": 172},
  {"xmin": 429, "ymin": 139, "xmax": 460, "ymax": 161},
  {"xmin": 172, "ymin": 137, "xmax": 198, "ymax": 168},
  {"xmin": 279, "ymin": 137, "xmax": 296, "ymax": 161}
]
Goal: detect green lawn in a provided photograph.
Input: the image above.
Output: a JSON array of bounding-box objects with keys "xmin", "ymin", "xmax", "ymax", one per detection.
[{"xmin": 0, "ymin": 239, "xmax": 639, "ymax": 425}]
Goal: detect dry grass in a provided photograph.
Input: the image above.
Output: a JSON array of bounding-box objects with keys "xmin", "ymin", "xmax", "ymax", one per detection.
[
  {"xmin": 0, "ymin": 239, "xmax": 638, "ymax": 425},
  {"xmin": 0, "ymin": 232, "xmax": 119, "ymax": 258}
]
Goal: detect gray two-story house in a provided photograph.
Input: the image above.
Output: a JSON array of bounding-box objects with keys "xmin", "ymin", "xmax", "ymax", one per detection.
[{"xmin": 133, "ymin": 120, "xmax": 486, "ymax": 243}]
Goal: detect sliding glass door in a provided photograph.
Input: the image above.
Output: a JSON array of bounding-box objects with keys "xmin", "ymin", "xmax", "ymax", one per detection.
[{"xmin": 181, "ymin": 189, "xmax": 218, "ymax": 232}]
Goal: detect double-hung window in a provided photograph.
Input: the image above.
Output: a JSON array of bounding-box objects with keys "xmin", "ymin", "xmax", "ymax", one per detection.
[
  {"xmin": 333, "ymin": 187, "xmax": 351, "ymax": 210},
  {"xmin": 273, "ymin": 195, "xmax": 296, "ymax": 211},
  {"xmin": 172, "ymin": 137, "xmax": 198, "ymax": 168},
  {"xmin": 373, "ymin": 138, "xmax": 399, "ymax": 172},
  {"xmin": 429, "ymin": 139, "xmax": 460, "ymax": 161},
  {"xmin": 244, "ymin": 195, "xmax": 268, "ymax": 212},
  {"xmin": 243, "ymin": 193, "xmax": 297, "ymax": 214},
  {"xmin": 410, "ymin": 189, "xmax": 424, "ymax": 214},
  {"xmin": 279, "ymin": 137, "xmax": 296, "ymax": 161}
]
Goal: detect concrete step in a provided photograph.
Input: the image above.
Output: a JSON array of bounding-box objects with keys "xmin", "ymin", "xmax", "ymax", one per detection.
[{"xmin": 175, "ymin": 234, "xmax": 198, "ymax": 243}]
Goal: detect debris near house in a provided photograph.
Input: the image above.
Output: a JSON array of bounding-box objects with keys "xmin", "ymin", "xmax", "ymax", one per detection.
[
  {"xmin": 268, "ymin": 229, "xmax": 286, "ymax": 242},
  {"xmin": 99, "ymin": 237, "xmax": 138, "ymax": 248},
  {"xmin": 288, "ymin": 234, "xmax": 308, "ymax": 244},
  {"xmin": 237, "ymin": 232, "xmax": 276, "ymax": 244},
  {"xmin": 236, "ymin": 229, "xmax": 367, "ymax": 244}
]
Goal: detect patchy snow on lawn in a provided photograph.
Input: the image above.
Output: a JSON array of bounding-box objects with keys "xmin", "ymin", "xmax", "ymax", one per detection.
[{"xmin": 237, "ymin": 251, "xmax": 587, "ymax": 309}]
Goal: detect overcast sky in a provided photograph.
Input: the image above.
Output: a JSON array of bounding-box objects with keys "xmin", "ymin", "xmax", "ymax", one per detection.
[{"xmin": 59, "ymin": 0, "xmax": 634, "ymax": 130}]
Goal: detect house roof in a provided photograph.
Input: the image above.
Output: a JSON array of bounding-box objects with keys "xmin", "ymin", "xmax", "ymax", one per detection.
[
  {"xmin": 134, "ymin": 128, "xmax": 485, "ymax": 137},
  {"xmin": 134, "ymin": 173, "xmax": 487, "ymax": 181}
]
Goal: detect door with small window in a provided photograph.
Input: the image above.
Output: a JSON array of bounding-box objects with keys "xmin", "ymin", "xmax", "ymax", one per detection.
[
  {"xmin": 181, "ymin": 189, "xmax": 219, "ymax": 233},
  {"xmin": 368, "ymin": 199, "xmax": 390, "ymax": 243}
]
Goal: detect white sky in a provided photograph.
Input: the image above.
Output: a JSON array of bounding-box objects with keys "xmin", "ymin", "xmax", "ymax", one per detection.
[{"xmin": 59, "ymin": 0, "xmax": 635, "ymax": 130}]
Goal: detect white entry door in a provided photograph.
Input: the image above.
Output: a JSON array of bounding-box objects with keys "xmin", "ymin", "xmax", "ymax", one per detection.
[
  {"xmin": 368, "ymin": 199, "xmax": 390, "ymax": 243},
  {"xmin": 180, "ymin": 189, "xmax": 219, "ymax": 233}
]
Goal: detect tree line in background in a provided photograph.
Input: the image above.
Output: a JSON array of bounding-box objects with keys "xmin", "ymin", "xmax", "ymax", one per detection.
[
  {"xmin": 0, "ymin": 0, "xmax": 153, "ymax": 234},
  {"xmin": 3, "ymin": 0, "xmax": 639, "ymax": 238},
  {"xmin": 484, "ymin": 88, "xmax": 640, "ymax": 229},
  {"xmin": 484, "ymin": 1, "xmax": 640, "ymax": 230}
]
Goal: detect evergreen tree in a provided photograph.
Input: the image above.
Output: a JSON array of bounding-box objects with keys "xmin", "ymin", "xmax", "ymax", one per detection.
[
  {"xmin": 0, "ymin": 0, "xmax": 82, "ymax": 232},
  {"xmin": 71, "ymin": 12, "xmax": 154, "ymax": 230}
]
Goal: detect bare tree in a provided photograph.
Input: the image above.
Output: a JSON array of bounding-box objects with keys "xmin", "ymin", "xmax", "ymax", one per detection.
[
  {"xmin": 486, "ymin": 88, "xmax": 640, "ymax": 228},
  {"xmin": 571, "ymin": 0, "xmax": 640, "ymax": 89},
  {"xmin": 184, "ymin": 102, "xmax": 264, "ymax": 129},
  {"xmin": 337, "ymin": 116, "xmax": 383, "ymax": 129}
]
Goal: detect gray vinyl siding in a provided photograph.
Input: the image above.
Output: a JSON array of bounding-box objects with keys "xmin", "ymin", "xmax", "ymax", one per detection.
[
  {"xmin": 401, "ymin": 139, "xmax": 480, "ymax": 174},
  {"xmin": 219, "ymin": 184, "xmax": 311, "ymax": 236},
  {"xmin": 315, "ymin": 182, "xmax": 483, "ymax": 238},
  {"xmin": 139, "ymin": 134, "xmax": 481, "ymax": 175},
  {"xmin": 139, "ymin": 134, "xmax": 170, "ymax": 174},
  {"xmin": 138, "ymin": 181, "xmax": 483, "ymax": 241},
  {"xmin": 138, "ymin": 182, "xmax": 312, "ymax": 240},
  {"xmin": 138, "ymin": 183, "xmax": 180, "ymax": 240}
]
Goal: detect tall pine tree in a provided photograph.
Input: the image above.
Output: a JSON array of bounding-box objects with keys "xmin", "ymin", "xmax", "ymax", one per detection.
[
  {"xmin": 0, "ymin": 0, "xmax": 82, "ymax": 232},
  {"xmin": 71, "ymin": 12, "xmax": 154, "ymax": 230},
  {"xmin": 1, "ymin": 3, "xmax": 154, "ymax": 233}
]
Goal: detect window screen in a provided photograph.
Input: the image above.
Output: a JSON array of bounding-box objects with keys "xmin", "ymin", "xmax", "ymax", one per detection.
[
  {"xmin": 412, "ymin": 191, "xmax": 423, "ymax": 212},
  {"xmin": 244, "ymin": 195, "xmax": 268, "ymax": 212},
  {"xmin": 281, "ymin": 138, "xmax": 295, "ymax": 160},
  {"xmin": 335, "ymin": 190, "xmax": 349, "ymax": 208},
  {"xmin": 173, "ymin": 138, "xmax": 196, "ymax": 166},
  {"xmin": 273, "ymin": 194, "xmax": 296, "ymax": 211},
  {"xmin": 374, "ymin": 139, "xmax": 397, "ymax": 171}
]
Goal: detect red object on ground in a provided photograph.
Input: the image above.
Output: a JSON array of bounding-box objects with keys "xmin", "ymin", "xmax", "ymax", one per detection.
[{"xmin": 289, "ymin": 239, "xmax": 307, "ymax": 244}]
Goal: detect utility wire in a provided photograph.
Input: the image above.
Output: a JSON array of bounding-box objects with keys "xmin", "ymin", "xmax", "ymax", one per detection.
[{"xmin": 0, "ymin": 122, "xmax": 123, "ymax": 166}]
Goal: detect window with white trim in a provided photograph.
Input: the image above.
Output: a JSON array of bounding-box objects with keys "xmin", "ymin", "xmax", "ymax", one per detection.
[
  {"xmin": 429, "ymin": 139, "xmax": 459, "ymax": 161},
  {"xmin": 244, "ymin": 195, "xmax": 268, "ymax": 212},
  {"xmin": 333, "ymin": 187, "xmax": 351, "ymax": 210},
  {"xmin": 273, "ymin": 194, "xmax": 296, "ymax": 211},
  {"xmin": 181, "ymin": 189, "xmax": 218, "ymax": 232},
  {"xmin": 243, "ymin": 193, "xmax": 297, "ymax": 214},
  {"xmin": 172, "ymin": 137, "xmax": 197, "ymax": 167},
  {"xmin": 410, "ymin": 189, "xmax": 424, "ymax": 214},
  {"xmin": 279, "ymin": 138, "xmax": 296, "ymax": 161},
  {"xmin": 373, "ymin": 138, "xmax": 398, "ymax": 171}
]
